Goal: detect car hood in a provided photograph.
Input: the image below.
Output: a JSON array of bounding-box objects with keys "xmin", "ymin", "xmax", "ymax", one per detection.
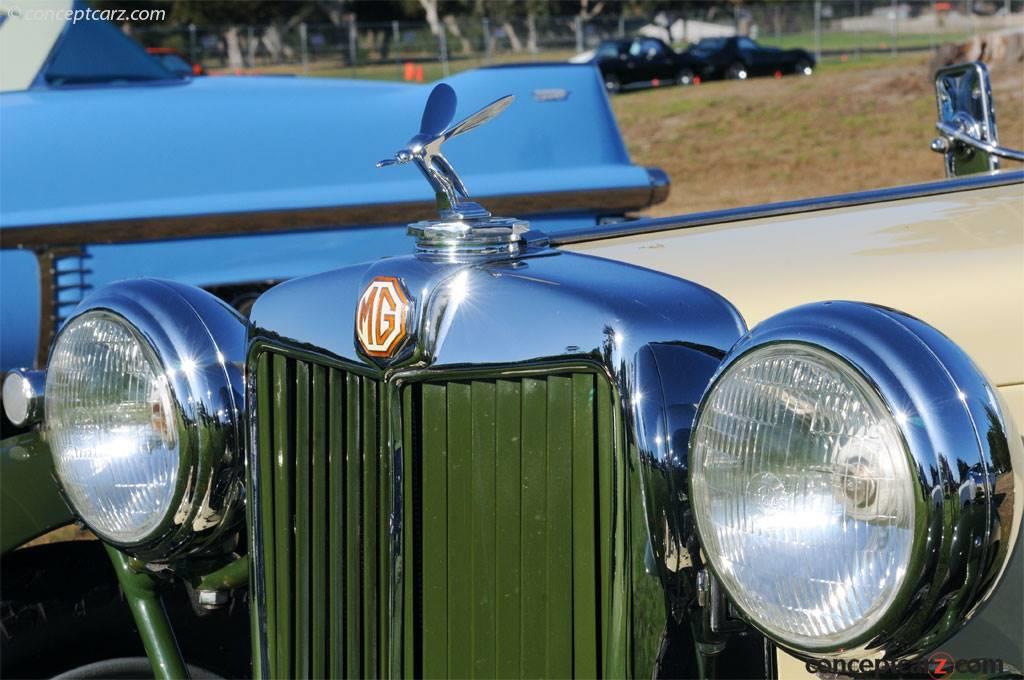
[{"xmin": 0, "ymin": 65, "xmax": 649, "ymax": 229}]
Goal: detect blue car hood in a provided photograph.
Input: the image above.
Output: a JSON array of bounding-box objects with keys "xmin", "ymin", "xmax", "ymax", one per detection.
[{"xmin": 0, "ymin": 64, "xmax": 646, "ymax": 230}]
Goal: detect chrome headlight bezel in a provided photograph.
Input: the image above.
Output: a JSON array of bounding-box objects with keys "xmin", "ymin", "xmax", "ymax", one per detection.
[
  {"xmin": 45, "ymin": 280, "xmax": 248, "ymax": 561},
  {"xmin": 689, "ymin": 301, "xmax": 1022, "ymax": 660}
]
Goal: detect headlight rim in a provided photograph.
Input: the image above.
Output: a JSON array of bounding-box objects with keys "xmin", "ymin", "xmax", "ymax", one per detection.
[
  {"xmin": 690, "ymin": 339, "xmax": 928, "ymax": 655},
  {"xmin": 689, "ymin": 301, "xmax": 1021, "ymax": 661},
  {"xmin": 46, "ymin": 308, "xmax": 194, "ymax": 548},
  {"xmin": 46, "ymin": 280, "xmax": 247, "ymax": 561}
]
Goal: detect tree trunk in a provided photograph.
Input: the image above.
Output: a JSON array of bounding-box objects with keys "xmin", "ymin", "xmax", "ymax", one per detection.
[
  {"xmin": 417, "ymin": 0, "xmax": 442, "ymax": 36},
  {"xmin": 263, "ymin": 24, "xmax": 284, "ymax": 62},
  {"xmin": 579, "ymin": 0, "xmax": 605, "ymax": 21},
  {"xmin": 526, "ymin": 13, "xmax": 538, "ymax": 53},
  {"xmin": 224, "ymin": 26, "xmax": 244, "ymax": 70},
  {"xmin": 373, "ymin": 28, "xmax": 393, "ymax": 60},
  {"xmin": 502, "ymin": 21, "xmax": 523, "ymax": 52},
  {"xmin": 245, "ymin": 27, "xmax": 258, "ymax": 67},
  {"xmin": 443, "ymin": 15, "xmax": 472, "ymax": 55}
]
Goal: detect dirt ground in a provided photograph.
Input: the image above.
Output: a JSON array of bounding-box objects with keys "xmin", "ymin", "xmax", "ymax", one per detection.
[{"xmin": 610, "ymin": 53, "xmax": 1024, "ymax": 217}]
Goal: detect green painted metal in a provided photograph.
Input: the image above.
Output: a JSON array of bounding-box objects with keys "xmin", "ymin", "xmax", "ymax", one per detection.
[
  {"xmin": 258, "ymin": 353, "xmax": 386, "ymax": 679},
  {"xmin": 0, "ymin": 432, "xmax": 73, "ymax": 554},
  {"xmin": 310, "ymin": 365, "xmax": 328, "ymax": 680},
  {"xmin": 401, "ymin": 386, "xmax": 415, "ymax": 680},
  {"xmin": 343, "ymin": 373, "xmax": 363, "ymax": 678},
  {"xmin": 571, "ymin": 374, "xmax": 600, "ymax": 680},
  {"xmin": 272, "ymin": 355, "xmax": 294, "ymax": 676},
  {"xmin": 326, "ymin": 369, "xmax": 344, "ymax": 678},
  {"xmin": 253, "ymin": 349, "xmax": 627, "ymax": 679},
  {"xmin": 494, "ymin": 379, "xmax": 523, "ymax": 678},
  {"xmin": 420, "ymin": 383, "xmax": 448, "ymax": 680},
  {"xmin": 253, "ymin": 353, "xmax": 274, "ymax": 680},
  {"xmin": 408, "ymin": 372, "xmax": 617, "ymax": 679},
  {"xmin": 469, "ymin": 381, "xmax": 497, "ymax": 679},
  {"xmin": 294, "ymin": 361, "xmax": 311, "ymax": 679},
  {"xmin": 195, "ymin": 555, "xmax": 249, "ymax": 592},
  {"xmin": 105, "ymin": 545, "xmax": 190, "ymax": 680}
]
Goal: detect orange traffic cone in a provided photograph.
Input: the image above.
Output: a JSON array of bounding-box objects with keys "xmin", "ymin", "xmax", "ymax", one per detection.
[
  {"xmin": 403, "ymin": 62, "xmax": 414, "ymax": 81},
  {"xmin": 415, "ymin": 65, "xmax": 424, "ymax": 82}
]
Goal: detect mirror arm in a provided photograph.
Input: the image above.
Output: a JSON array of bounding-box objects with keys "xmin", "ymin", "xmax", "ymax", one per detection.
[{"xmin": 933, "ymin": 121, "xmax": 1024, "ymax": 162}]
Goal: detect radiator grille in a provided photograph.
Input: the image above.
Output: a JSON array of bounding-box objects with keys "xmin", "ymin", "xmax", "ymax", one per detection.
[
  {"xmin": 253, "ymin": 349, "xmax": 618, "ymax": 678},
  {"xmin": 253, "ymin": 352, "xmax": 388, "ymax": 679}
]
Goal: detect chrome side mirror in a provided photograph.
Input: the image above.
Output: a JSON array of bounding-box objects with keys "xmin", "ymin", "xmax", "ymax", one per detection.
[{"xmin": 931, "ymin": 62, "xmax": 1024, "ymax": 176}]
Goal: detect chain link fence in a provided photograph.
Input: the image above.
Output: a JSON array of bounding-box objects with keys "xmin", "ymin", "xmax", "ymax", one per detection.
[{"xmin": 130, "ymin": 1, "xmax": 1024, "ymax": 79}]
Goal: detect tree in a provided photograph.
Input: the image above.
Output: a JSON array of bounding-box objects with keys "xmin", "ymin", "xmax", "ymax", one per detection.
[{"xmin": 167, "ymin": 1, "xmax": 326, "ymax": 69}]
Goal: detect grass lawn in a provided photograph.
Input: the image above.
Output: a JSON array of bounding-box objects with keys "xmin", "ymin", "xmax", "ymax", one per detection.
[
  {"xmin": 608, "ymin": 52, "xmax": 1024, "ymax": 217},
  {"xmin": 758, "ymin": 29, "xmax": 974, "ymax": 52}
]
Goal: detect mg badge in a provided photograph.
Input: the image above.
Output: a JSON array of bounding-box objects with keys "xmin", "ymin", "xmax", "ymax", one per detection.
[{"xmin": 356, "ymin": 276, "xmax": 411, "ymax": 358}]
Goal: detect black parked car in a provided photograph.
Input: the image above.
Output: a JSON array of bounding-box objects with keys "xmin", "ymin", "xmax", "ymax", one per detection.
[
  {"xmin": 591, "ymin": 37, "xmax": 703, "ymax": 93},
  {"xmin": 685, "ymin": 36, "xmax": 815, "ymax": 80}
]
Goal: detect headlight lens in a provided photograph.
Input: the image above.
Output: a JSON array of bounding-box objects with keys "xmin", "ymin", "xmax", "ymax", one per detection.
[
  {"xmin": 46, "ymin": 312, "xmax": 181, "ymax": 544},
  {"xmin": 690, "ymin": 343, "xmax": 915, "ymax": 650}
]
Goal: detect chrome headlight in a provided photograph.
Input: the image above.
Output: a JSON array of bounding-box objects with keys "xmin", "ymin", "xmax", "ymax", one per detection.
[
  {"xmin": 689, "ymin": 301, "xmax": 1022, "ymax": 659},
  {"xmin": 45, "ymin": 280, "xmax": 247, "ymax": 559}
]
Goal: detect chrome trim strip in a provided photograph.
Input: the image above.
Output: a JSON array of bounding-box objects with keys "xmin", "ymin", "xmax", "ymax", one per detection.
[
  {"xmin": 1, "ymin": 185, "xmax": 664, "ymax": 249},
  {"xmin": 245, "ymin": 353, "xmax": 270, "ymax": 680},
  {"xmin": 550, "ymin": 170, "xmax": 1024, "ymax": 246}
]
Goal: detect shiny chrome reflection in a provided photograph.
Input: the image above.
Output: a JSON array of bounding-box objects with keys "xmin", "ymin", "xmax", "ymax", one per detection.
[
  {"xmin": 48, "ymin": 279, "xmax": 248, "ymax": 560},
  {"xmin": 932, "ymin": 62, "xmax": 1024, "ymax": 176},
  {"xmin": 2, "ymin": 368, "xmax": 45, "ymax": 427},
  {"xmin": 377, "ymin": 82, "xmax": 514, "ymax": 221},
  {"xmin": 690, "ymin": 301, "xmax": 1023, "ymax": 660},
  {"xmin": 248, "ymin": 242, "xmax": 748, "ymax": 678}
]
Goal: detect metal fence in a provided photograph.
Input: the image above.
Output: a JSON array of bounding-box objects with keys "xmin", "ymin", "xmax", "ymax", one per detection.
[{"xmin": 131, "ymin": 1, "xmax": 1024, "ymax": 78}]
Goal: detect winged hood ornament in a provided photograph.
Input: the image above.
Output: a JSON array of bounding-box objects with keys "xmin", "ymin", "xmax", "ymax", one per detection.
[{"xmin": 377, "ymin": 84, "xmax": 514, "ymax": 221}]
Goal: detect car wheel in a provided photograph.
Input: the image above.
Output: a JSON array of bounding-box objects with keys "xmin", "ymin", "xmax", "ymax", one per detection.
[
  {"xmin": 604, "ymin": 74, "xmax": 621, "ymax": 94},
  {"xmin": 726, "ymin": 62, "xmax": 748, "ymax": 80},
  {"xmin": 677, "ymin": 68, "xmax": 695, "ymax": 86},
  {"xmin": 795, "ymin": 58, "xmax": 813, "ymax": 76}
]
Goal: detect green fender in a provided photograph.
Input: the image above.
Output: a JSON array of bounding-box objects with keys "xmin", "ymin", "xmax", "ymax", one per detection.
[{"xmin": 1, "ymin": 432, "xmax": 74, "ymax": 554}]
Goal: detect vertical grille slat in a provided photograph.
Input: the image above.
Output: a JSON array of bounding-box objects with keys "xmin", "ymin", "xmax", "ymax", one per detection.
[
  {"xmin": 494, "ymin": 379, "xmax": 523, "ymax": 678},
  {"xmin": 271, "ymin": 355, "xmax": 294, "ymax": 678},
  {"xmin": 545, "ymin": 375, "xmax": 575, "ymax": 679},
  {"xmin": 469, "ymin": 381, "xmax": 497, "ymax": 678},
  {"xmin": 343, "ymin": 374, "xmax": 362, "ymax": 679},
  {"xmin": 445, "ymin": 382, "xmax": 473, "ymax": 680},
  {"xmin": 310, "ymin": 365, "xmax": 328, "ymax": 680},
  {"xmin": 327, "ymin": 369, "xmax": 345, "ymax": 679},
  {"xmin": 254, "ymin": 351, "xmax": 617, "ymax": 679},
  {"xmin": 519, "ymin": 377, "xmax": 549, "ymax": 678},
  {"xmin": 361, "ymin": 378, "xmax": 379, "ymax": 678},
  {"xmin": 419, "ymin": 383, "xmax": 448, "ymax": 680},
  {"xmin": 294, "ymin": 362, "xmax": 312, "ymax": 679},
  {"xmin": 255, "ymin": 355, "xmax": 278, "ymax": 678},
  {"xmin": 571, "ymin": 373, "xmax": 601, "ymax": 680}
]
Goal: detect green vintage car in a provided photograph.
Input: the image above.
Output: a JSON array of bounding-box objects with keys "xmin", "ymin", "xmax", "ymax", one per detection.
[{"xmin": 1, "ymin": 63, "xmax": 1023, "ymax": 680}]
